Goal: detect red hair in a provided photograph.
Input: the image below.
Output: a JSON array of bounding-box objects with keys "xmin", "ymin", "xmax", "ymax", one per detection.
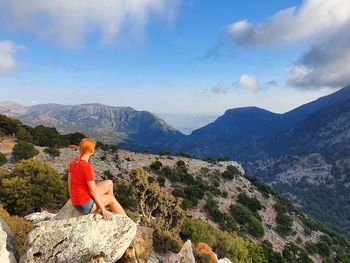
[{"xmin": 79, "ymin": 138, "xmax": 96, "ymax": 157}]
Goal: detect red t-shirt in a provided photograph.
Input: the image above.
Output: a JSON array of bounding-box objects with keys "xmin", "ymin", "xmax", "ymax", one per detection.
[{"xmin": 68, "ymin": 157, "xmax": 96, "ymax": 205}]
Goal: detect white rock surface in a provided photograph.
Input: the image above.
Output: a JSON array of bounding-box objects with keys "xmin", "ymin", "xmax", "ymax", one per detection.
[
  {"xmin": 24, "ymin": 211, "xmax": 56, "ymax": 225},
  {"xmin": 0, "ymin": 218, "xmax": 17, "ymax": 263},
  {"xmin": 218, "ymin": 259, "xmax": 232, "ymax": 263},
  {"xmin": 147, "ymin": 240, "xmax": 195, "ymax": 263},
  {"xmin": 19, "ymin": 213, "xmax": 137, "ymax": 263}
]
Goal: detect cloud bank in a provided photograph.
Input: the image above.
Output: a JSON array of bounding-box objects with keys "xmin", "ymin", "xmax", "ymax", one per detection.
[
  {"xmin": 227, "ymin": 0, "xmax": 350, "ymax": 89},
  {"xmin": 0, "ymin": 0, "xmax": 179, "ymax": 48},
  {"xmin": 0, "ymin": 40, "xmax": 23, "ymax": 74}
]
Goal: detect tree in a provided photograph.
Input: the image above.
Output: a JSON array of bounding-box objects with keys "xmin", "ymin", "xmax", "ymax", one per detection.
[
  {"xmin": 0, "ymin": 153, "xmax": 7, "ymax": 166},
  {"xmin": 43, "ymin": 147, "xmax": 61, "ymax": 157},
  {"xmin": 0, "ymin": 159, "xmax": 68, "ymax": 216},
  {"xmin": 12, "ymin": 141, "xmax": 39, "ymax": 161}
]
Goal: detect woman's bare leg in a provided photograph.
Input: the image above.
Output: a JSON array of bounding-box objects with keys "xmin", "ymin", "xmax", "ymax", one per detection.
[{"xmin": 96, "ymin": 180, "xmax": 113, "ymax": 195}]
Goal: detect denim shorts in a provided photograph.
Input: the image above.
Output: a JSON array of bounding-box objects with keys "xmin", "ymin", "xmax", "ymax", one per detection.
[{"xmin": 73, "ymin": 198, "xmax": 95, "ymax": 214}]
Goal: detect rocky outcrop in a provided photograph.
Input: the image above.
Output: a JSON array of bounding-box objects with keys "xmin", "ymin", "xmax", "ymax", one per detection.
[
  {"xmin": 147, "ymin": 240, "xmax": 195, "ymax": 263},
  {"xmin": 20, "ymin": 200, "xmax": 137, "ymax": 263},
  {"xmin": 24, "ymin": 211, "xmax": 56, "ymax": 225},
  {"xmin": 0, "ymin": 218, "xmax": 17, "ymax": 263},
  {"xmin": 218, "ymin": 259, "xmax": 232, "ymax": 263},
  {"xmin": 119, "ymin": 226, "xmax": 154, "ymax": 263}
]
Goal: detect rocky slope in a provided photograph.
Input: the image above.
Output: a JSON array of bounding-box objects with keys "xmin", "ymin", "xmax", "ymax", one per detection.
[
  {"xmin": 2, "ymin": 145, "xmax": 345, "ymax": 262},
  {"xmin": 243, "ymin": 152, "xmax": 350, "ymax": 238}
]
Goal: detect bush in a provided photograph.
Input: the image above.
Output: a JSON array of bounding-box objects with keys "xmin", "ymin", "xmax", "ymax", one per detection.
[
  {"xmin": 205, "ymin": 198, "xmax": 236, "ymax": 232},
  {"xmin": 153, "ymin": 229, "xmax": 183, "ymax": 254},
  {"xmin": 282, "ymin": 242, "xmax": 312, "ymax": 263},
  {"xmin": 43, "ymin": 147, "xmax": 61, "ymax": 157},
  {"xmin": 150, "ymin": 160, "xmax": 163, "ymax": 171},
  {"xmin": 32, "ymin": 125, "xmax": 69, "ymax": 147},
  {"xmin": 12, "ymin": 141, "xmax": 39, "ymax": 161},
  {"xmin": 261, "ymin": 240, "xmax": 285, "ymax": 263},
  {"xmin": 15, "ymin": 126, "xmax": 33, "ymax": 143},
  {"xmin": 0, "ymin": 159, "xmax": 68, "ymax": 216},
  {"xmin": 115, "ymin": 182, "xmax": 136, "ymax": 210},
  {"xmin": 180, "ymin": 218, "xmax": 266, "ymax": 262},
  {"xmin": 237, "ymin": 192, "xmax": 263, "ymax": 212},
  {"xmin": 131, "ymin": 166, "xmax": 184, "ymax": 232},
  {"xmin": 0, "ymin": 114, "xmax": 21, "ymax": 135},
  {"xmin": 246, "ymin": 215, "xmax": 265, "ymax": 238},
  {"xmin": 230, "ymin": 203, "xmax": 251, "ymax": 224},
  {"xmin": 222, "ymin": 165, "xmax": 241, "ymax": 180},
  {"xmin": 276, "ymin": 213, "xmax": 293, "ymax": 237},
  {"xmin": 0, "ymin": 153, "xmax": 7, "ymax": 166}
]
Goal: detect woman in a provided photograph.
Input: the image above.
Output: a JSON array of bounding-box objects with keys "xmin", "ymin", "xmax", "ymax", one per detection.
[{"xmin": 68, "ymin": 137, "xmax": 126, "ymax": 221}]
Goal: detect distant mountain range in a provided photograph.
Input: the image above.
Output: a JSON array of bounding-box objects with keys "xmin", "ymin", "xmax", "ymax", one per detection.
[
  {"xmin": 154, "ymin": 112, "xmax": 218, "ymax": 135},
  {"xmin": 0, "ymin": 102, "xmax": 185, "ymax": 149},
  {"xmin": 160, "ymin": 85, "xmax": 350, "ymax": 161}
]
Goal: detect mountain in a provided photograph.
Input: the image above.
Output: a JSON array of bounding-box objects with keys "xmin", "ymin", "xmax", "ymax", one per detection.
[
  {"xmin": 163, "ymin": 85, "xmax": 350, "ymax": 161},
  {"xmin": 0, "ymin": 102, "xmax": 185, "ymax": 150},
  {"xmin": 154, "ymin": 112, "xmax": 218, "ymax": 135},
  {"xmin": 2, "ymin": 139, "xmax": 350, "ymax": 262}
]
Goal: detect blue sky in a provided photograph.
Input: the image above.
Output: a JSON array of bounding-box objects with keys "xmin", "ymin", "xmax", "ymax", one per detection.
[{"xmin": 0, "ymin": 0, "xmax": 349, "ymax": 114}]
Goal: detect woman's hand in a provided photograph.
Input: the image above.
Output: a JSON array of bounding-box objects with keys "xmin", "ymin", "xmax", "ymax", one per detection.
[{"xmin": 101, "ymin": 208, "xmax": 110, "ymax": 221}]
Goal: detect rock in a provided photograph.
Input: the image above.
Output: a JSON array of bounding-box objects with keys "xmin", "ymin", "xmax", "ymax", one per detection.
[
  {"xmin": 193, "ymin": 242, "xmax": 218, "ymax": 263},
  {"xmin": 169, "ymin": 240, "xmax": 195, "ymax": 263},
  {"xmin": 147, "ymin": 240, "xmax": 195, "ymax": 263},
  {"xmin": 24, "ymin": 211, "xmax": 56, "ymax": 225},
  {"xmin": 119, "ymin": 226, "xmax": 154, "ymax": 263},
  {"xmin": 53, "ymin": 199, "xmax": 84, "ymax": 220},
  {"xmin": 218, "ymin": 259, "xmax": 232, "ymax": 263},
  {"xmin": 0, "ymin": 217, "xmax": 18, "ymax": 263},
  {"xmin": 19, "ymin": 213, "xmax": 137, "ymax": 263}
]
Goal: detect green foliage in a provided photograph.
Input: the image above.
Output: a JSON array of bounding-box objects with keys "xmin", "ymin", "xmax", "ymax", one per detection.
[
  {"xmin": 205, "ymin": 198, "xmax": 236, "ymax": 232},
  {"xmin": 0, "ymin": 159, "xmax": 68, "ymax": 216},
  {"xmin": 222, "ymin": 165, "xmax": 241, "ymax": 180},
  {"xmin": 15, "ymin": 126, "xmax": 34, "ymax": 143},
  {"xmin": 282, "ymin": 242, "xmax": 312, "ymax": 263},
  {"xmin": 180, "ymin": 218, "xmax": 266, "ymax": 262},
  {"xmin": 262, "ymin": 240, "xmax": 285, "ymax": 263},
  {"xmin": 153, "ymin": 228, "xmax": 183, "ymax": 254},
  {"xmin": 243, "ymin": 173, "xmax": 272, "ymax": 198},
  {"xmin": 176, "ymin": 152, "xmax": 195, "ymax": 158},
  {"xmin": 32, "ymin": 125, "xmax": 69, "ymax": 147},
  {"xmin": 0, "ymin": 153, "xmax": 7, "ymax": 166},
  {"xmin": 64, "ymin": 132, "xmax": 85, "ymax": 145},
  {"xmin": 229, "ymin": 203, "xmax": 264, "ymax": 238},
  {"xmin": 115, "ymin": 182, "xmax": 136, "ymax": 210},
  {"xmin": 96, "ymin": 140, "xmax": 109, "ymax": 151},
  {"xmin": 273, "ymin": 200, "xmax": 294, "ymax": 237},
  {"xmin": 150, "ymin": 160, "xmax": 163, "ymax": 171},
  {"xmin": 157, "ymin": 163, "xmax": 195, "ymax": 184},
  {"xmin": 0, "ymin": 114, "xmax": 21, "ymax": 135},
  {"xmin": 12, "ymin": 141, "xmax": 39, "ymax": 161},
  {"xmin": 43, "ymin": 147, "xmax": 61, "ymax": 157},
  {"xmin": 159, "ymin": 151, "xmax": 171, "ymax": 156},
  {"xmin": 237, "ymin": 192, "xmax": 263, "ymax": 212}
]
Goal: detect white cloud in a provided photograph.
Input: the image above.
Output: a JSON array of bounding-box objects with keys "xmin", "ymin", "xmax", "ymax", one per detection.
[
  {"xmin": 0, "ymin": 0, "xmax": 179, "ymax": 48},
  {"xmin": 236, "ymin": 74, "xmax": 260, "ymax": 92},
  {"xmin": 0, "ymin": 40, "xmax": 23, "ymax": 74},
  {"xmin": 228, "ymin": 0, "xmax": 350, "ymax": 46},
  {"xmin": 227, "ymin": 0, "xmax": 350, "ymax": 89}
]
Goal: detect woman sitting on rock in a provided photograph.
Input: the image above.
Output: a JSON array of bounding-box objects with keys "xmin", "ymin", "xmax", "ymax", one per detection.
[{"xmin": 68, "ymin": 137, "xmax": 126, "ymax": 221}]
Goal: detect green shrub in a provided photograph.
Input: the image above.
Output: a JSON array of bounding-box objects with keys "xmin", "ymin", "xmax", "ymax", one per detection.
[
  {"xmin": 12, "ymin": 141, "xmax": 39, "ymax": 161},
  {"xmin": 0, "ymin": 153, "xmax": 7, "ymax": 166},
  {"xmin": 0, "ymin": 159, "xmax": 68, "ymax": 216},
  {"xmin": 115, "ymin": 182, "xmax": 136, "ymax": 210},
  {"xmin": 153, "ymin": 228, "xmax": 182, "ymax": 254},
  {"xmin": 222, "ymin": 165, "xmax": 241, "ymax": 179},
  {"xmin": 32, "ymin": 125, "xmax": 69, "ymax": 147},
  {"xmin": 43, "ymin": 147, "xmax": 61, "ymax": 157},
  {"xmin": 246, "ymin": 215, "xmax": 265, "ymax": 238},
  {"xmin": 261, "ymin": 240, "xmax": 285, "ymax": 263},
  {"xmin": 230, "ymin": 203, "xmax": 251, "ymax": 224},
  {"xmin": 237, "ymin": 192, "xmax": 263, "ymax": 212},
  {"xmin": 205, "ymin": 198, "xmax": 236, "ymax": 232},
  {"xmin": 0, "ymin": 114, "xmax": 21, "ymax": 135},
  {"xmin": 150, "ymin": 160, "xmax": 163, "ymax": 171},
  {"xmin": 180, "ymin": 218, "xmax": 266, "ymax": 262},
  {"xmin": 276, "ymin": 213, "xmax": 293, "ymax": 237},
  {"xmin": 282, "ymin": 242, "xmax": 312, "ymax": 263},
  {"xmin": 15, "ymin": 126, "xmax": 33, "ymax": 143}
]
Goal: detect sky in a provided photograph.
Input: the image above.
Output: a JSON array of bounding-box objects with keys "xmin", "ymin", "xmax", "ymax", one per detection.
[{"xmin": 0, "ymin": 0, "xmax": 349, "ymax": 115}]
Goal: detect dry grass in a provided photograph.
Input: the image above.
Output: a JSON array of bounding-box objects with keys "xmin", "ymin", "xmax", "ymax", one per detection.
[{"xmin": 0, "ymin": 203, "xmax": 33, "ymax": 254}]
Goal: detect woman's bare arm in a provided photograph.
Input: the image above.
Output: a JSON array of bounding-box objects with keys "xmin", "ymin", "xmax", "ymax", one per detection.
[
  {"xmin": 87, "ymin": 181, "xmax": 109, "ymax": 220},
  {"xmin": 67, "ymin": 169, "xmax": 72, "ymax": 198}
]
